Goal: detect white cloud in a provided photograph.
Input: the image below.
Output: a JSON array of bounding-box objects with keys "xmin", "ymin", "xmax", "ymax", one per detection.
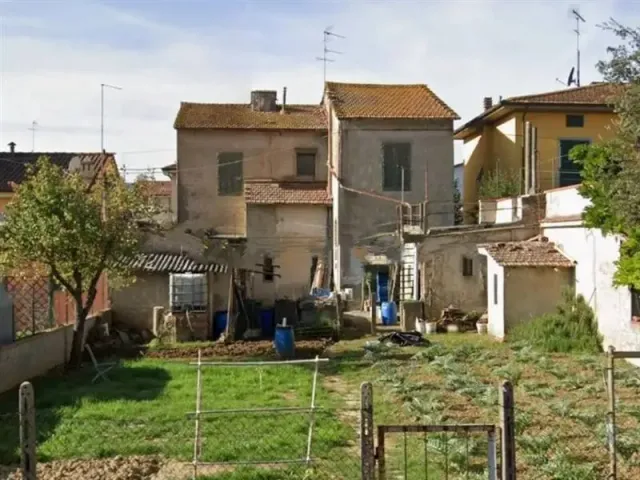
[{"xmin": 0, "ymin": 0, "xmax": 637, "ymax": 176}]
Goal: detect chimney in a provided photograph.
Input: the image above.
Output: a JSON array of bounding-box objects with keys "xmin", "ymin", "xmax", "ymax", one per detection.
[
  {"xmin": 281, "ymin": 87, "xmax": 287, "ymax": 115},
  {"xmin": 7, "ymin": 142, "xmax": 15, "ymax": 154},
  {"xmin": 250, "ymin": 90, "xmax": 278, "ymax": 112},
  {"xmin": 483, "ymin": 97, "xmax": 493, "ymax": 110}
]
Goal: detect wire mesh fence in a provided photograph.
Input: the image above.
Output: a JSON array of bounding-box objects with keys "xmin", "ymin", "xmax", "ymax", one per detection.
[{"xmin": 4, "ymin": 276, "xmax": 54, "ymax": 338}]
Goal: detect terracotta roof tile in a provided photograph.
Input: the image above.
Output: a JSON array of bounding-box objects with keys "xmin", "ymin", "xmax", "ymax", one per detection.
[
  {"xmin": 325, "ymin": 82, "xmax": 459, "ymax": 120},
  {"xmin": 480, "ymin": 238, "xmax": 574, "ymax": 268},
  {"xmin": 174, "ymin": 103, "xmax": 326, "ymax": 130},
  {"xmin": 244, "ymin": 181, "xmax": 331, "ymax": 205},
  {"xmin": 137, "ymin": 180, "xmax": 171, "ymax": 197},
  {"xmin": 506, "ymin": 82, "xmax": 624, "ymax": 105}
]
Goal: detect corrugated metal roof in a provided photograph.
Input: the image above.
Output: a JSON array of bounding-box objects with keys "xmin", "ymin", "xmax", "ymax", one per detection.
[{"xmin": 127, "ymin": 252, "xmax": 227, "ymax": 273}]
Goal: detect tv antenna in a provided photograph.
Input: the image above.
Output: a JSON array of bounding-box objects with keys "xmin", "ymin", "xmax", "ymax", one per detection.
[
  {"xmin": 316, "ymin": 26, "xmax": 345, "ymax": 83},
  {"xmin": 571, "ymin": 8, "xmax": 586, "ymax": 86},
  {"xmin": 28, "ymin": 121, "xmax": 38, "ymax": 152}
]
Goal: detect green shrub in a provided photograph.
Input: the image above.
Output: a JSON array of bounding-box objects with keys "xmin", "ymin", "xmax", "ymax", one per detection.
[
  {"xmin": 509, "ymin": 290, "xmax": 602, "ymax": 354},
  {"xmin": 478, "ymin": 164, "xmax": 521, "ymax": 199}
]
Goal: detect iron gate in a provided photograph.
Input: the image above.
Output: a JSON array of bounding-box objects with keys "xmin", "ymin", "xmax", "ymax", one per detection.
[{"xmin": 376, "ymin": 424, "xmax": 499, "ymax": 480}]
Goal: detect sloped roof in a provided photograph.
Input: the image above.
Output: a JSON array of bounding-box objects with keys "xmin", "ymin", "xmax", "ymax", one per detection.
[
  {"xmin": 325, "ymin": 82, "xmax": 459, "ymax": 120},
  {"xmin": 174, "ymin": 103, "xmax": 326, "ymax": 130},
  {"xmin": 137, "ymin": 180, "xmax": 171, "ymax": 197},
  {"xmin": 244, "ymin": 181, "xmax": 331, "ymax": 205},
  {"xmin": 455, "ymin": 82, "xmax": 622, "ymax": 138},
  {"xmin": 479, "ymin": 238, "xmax": 574, "ymax": 268},
  {"xmin": 0, "ymin": 151, "xmax": 114, "ymax": 192},
  {"xmin": 125, "ymin": 252, "xmax": 227, "ymax": 273}
]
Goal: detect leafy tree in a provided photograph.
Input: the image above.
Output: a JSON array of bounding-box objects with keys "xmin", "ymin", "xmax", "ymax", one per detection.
[
  {"xmin": 453, "ymin": 179, "xmax": 463, "ymax": 225},
  {"xmin": 477, "ymin": 163, "xmax": 520, "ymax": 199},
  {"xmin": 571, "ymin": 20, "xmax": 640, "ymax": 288},
  {"xmin": 0, "ymin": 157, "xmax": 159, "ymax": 367}
]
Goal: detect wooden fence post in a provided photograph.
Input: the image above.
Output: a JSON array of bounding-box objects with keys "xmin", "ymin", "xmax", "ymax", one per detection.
[
  {"xmin": 607, "ymin": 345, "xmax": 617, "ymax": 480},
  {"xmin": 19, "ymin": 381, "xmax": 36, "ymax": 480},
  {"xmin": 360, "ymin": 382, "xmax": 375, "ymax": 480},
  {"xmin": 370, "ymin": 292, "xmax": 377, "ymax": 335},
  {"xmin": 500, "ymin": 380, "xmax": 516, "ymax": 480}
]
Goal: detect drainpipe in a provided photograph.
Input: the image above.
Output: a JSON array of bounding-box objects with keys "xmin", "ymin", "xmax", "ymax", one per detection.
[{"xmin": 521, "ymin": 109, "xmax": 528, "ymax": 194}]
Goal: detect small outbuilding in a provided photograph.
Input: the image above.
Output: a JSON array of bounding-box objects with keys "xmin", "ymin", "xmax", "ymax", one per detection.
[{"xmin": 478, "ymin": 236, "xmax": 575, "ymax": 339}]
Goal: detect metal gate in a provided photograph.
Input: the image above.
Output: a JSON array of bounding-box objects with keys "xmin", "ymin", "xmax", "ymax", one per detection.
[{"xmin": 376, "ymin": 424, "xmax": 499, "ymax": 480}]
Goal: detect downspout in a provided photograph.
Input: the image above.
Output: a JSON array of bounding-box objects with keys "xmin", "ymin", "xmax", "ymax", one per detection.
[{"xmin": 521, "ymin": 109, "xmax": 528, "ymax": 195}]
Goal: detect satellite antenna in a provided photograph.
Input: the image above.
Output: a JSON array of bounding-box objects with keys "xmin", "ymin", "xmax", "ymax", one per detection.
[
  {"xmin": 316, "ymin": 26, "xmax": 345, "ymax": 83},
  {"xmin": 28, "ymin": 121, "xmax": 38, "ymax": 152},
  {"xmin": 571, "ymin": 8, "xmax": 586, "ymax": 86}
]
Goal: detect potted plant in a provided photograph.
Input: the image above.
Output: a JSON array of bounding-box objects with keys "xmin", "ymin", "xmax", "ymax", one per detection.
[{"xmin": 476, "ymin": 314, "xmax": 489, "ymax": 334}]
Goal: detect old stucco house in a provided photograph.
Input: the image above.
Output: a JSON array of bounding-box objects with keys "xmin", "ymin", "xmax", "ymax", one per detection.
[{"xmin": 323, "ymin": 82, "xmax": 459, "ymax": 294}]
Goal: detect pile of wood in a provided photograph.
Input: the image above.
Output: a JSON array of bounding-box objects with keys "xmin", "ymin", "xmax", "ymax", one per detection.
[{"xmin": 439, "ymin": 305, "xmax": 483, "ymax": 332}]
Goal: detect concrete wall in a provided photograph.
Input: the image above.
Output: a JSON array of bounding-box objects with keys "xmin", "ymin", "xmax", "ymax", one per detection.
[
  {"xmin": 504, "ymin": 266, "xmax": 573, "ymax": 334},
  {"xmin": 332, "ymin": 116, "xmax": 454, "ymax": 287},
  {"xmin": 542, "ymin": 223, "xmax": 640, "ymax": 359},
  {"xmin": 0, "ymin": 313, "xmax": 102, "ymax": 394},
  {"xmin": 246, "ymin": 204, "xmax": 328, "ymax": 303},
  {"xmin": 545, "ymin": 185, "xmax": 590, "ymax": 219},
  {"xmin": 177, "ymin": 129, "xmax": 327, "ymax": 236},
  {"xmin": 419, "ymin": 225, "xmax": 537, "ymax": 318},
  {"xmin": 486, "ymin": 256, "xmax": 504, "ymax": 338}
]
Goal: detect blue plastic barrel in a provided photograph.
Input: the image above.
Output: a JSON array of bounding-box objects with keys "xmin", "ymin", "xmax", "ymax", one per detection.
[
  {"xmin": 260, "ymin": 308, "xmax": 275, "ymax": 338},
  {"xmin": 274, "ymin": 325, "xmax": 295, "ymax": 358},
  {"xmin": 213, "ymin": 311, "xmax": 228, "ymax": 340},
  {"xmin": 381, "ymin": 302, "xmax": 397, "ymax": 326}
]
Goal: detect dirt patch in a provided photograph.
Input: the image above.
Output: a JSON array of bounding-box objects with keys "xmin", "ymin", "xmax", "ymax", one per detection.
[
  {"xmin": 0, "ymin": 456, "xmax": 165, "ymax": 480},
  {"xmin": 146, "ymin": 339, "xmax": 333, "ymax": 360}
]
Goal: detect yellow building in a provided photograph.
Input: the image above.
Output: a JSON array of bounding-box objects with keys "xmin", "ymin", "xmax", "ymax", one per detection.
[{"xmin": 454, "ymin": 82, "xmax": 621, "ymax": 217}]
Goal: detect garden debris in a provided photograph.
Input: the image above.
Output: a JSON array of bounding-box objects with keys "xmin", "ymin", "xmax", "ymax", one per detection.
[
  {"xmin": 377, "ymin": 331, "xmax": 430, "ymax": 347},
  {"xmin": 439, "ymin": 305, "xmax": 485, "ymax": 332}
]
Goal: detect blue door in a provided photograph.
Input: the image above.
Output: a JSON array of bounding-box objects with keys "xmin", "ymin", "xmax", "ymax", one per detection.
[{"xmin": 559, "ymin": 139, "xmax": 590, "ymax": 187}]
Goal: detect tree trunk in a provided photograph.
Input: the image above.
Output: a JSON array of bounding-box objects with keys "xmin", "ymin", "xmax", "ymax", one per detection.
[{"xmin": 67, "ymin": 299, "xmax": 87, "ymax": 370}]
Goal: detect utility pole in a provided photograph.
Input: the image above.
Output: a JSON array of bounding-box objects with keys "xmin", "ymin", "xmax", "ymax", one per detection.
[
  {"xmin": 316, "ymin": 27, "xmax": 345, "ymax": 83},
  {"xmin": 100, "ymin": 83, "xmax": 122, "ymax": 152},
  {"xmin": 572, "ymin": 9, "xmax": 586, "ymax": 87},
  {"xmin": 28, "ymin": 121, "xmax": 38, "ymax": 152}
]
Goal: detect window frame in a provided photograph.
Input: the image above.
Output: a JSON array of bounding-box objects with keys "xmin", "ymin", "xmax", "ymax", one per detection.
[
  {"xmin": 169, "ymin": 273, "xmax": 208, "ymax": 313},
  {"xmin": 462, "ymin": 256, "xmax": 473, "ymax": 277},
  {"xmin": 566, "ymin": 114, "xmax": 585, "ymax": 128},
  {"xmin": 262, "ymin": 255, "xmax": 274, "ymax": 283},
  {"xmin": 493, "ymin": 274, "xmax": 498, "ymax": 305},
  {"xmin": 382, "ymin": 142, "xmax": 412, "ymax": 192},
  {"xmin": 295, "ymin": 149, "xmax": 317, "ymax": 179},
  {"xmin": 218, "ymin": 152, "xmax": 244, "ymax": 196}
]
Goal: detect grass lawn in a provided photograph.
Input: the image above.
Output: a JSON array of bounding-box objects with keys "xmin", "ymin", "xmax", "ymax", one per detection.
[{"xmin": 1, "ymin": 333, "xmax": 640, "ymax": 479}]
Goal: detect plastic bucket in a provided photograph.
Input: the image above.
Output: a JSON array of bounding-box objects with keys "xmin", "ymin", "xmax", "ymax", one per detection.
[{"xmin": 274, "ymin": 325, "xmax": 295, "ymax": 358}]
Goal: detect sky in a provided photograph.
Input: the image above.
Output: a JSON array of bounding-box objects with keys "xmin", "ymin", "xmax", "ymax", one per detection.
[{"xmin": 0, "ymin": 0, "xmax": 638, "ymax": 180}]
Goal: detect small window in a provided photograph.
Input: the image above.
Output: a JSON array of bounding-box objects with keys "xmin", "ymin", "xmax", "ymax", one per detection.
[
  {"xmin": 170, "ymin": 273, "xmax": 207, "ymax": 312},
  {"xmin": 566, "ymin": 114, "xmax": 585, "ymax": 128},
  {"xmin": 493, "ymin": 274, "xmax": 498, "ymax": 305},
  {"xmin": 462, "ymin": 256, "xmax": 473, "ymax": 277},
  {"xmin": 632, "ymin": 288, "xmax": 640, "ymax": 323},
  {"xmin": 263, "ymin": 255, "xmax": 274, "ymax": 282},
  {"xmin": 218, "ymin": 152, "xmax": 243, "ymax": 196},
  {"xmin": 296, "ymin": 150, "xmax": 316, "ymax": 178},
  {"xmin": 382, "ymin": 142, "xmax": 411, "ymax": 192}
]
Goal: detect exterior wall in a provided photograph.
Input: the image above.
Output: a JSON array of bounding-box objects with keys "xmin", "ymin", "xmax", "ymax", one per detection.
[
  {"xmin": 486, "ymin": 256, "xmax": 504, "ymax": 338},
  {"xmin": 0, "ymin": 312, "xmax": 103, "ymax": 394},
  {"xmin": 177, "ymin": 129, "xmax": 327, "ymax": 236},
  {"xmin": 461, "ymin": 110, "xmax": 616, "ymax": 214},
  {"xmin": 111, "ymin": 273, "xmax": 169, "ymax": 330},
  {"xmin": 246, "ymin": 205, "xmax": 328, "ymax": 303},
  {"xmin": 478, "ymin": 193, "xmax": 546, "ymax": 226},
  {"xmin": 333, "ymin": 117, "xmax": 455, "ymax": 287},
  {"xmin": 542, "ymin": 224, "xmax": 640, "ymax": 359},
  {"xmin": 0, "ymin": 193, "xmax": 12, "ymax": 214},
  {"xmin": 419, "ymin": 225, "xmax": 537, "ymax": 318},
  {"xmin": 525, "ymin": 111, "xmax": 616, "ymax": 190},
  {"xmin": 503, "ymin": 266, "xmax": 573, "ymax": 334},
  {"xmin": 545, "ymin": 185, "xmax": 590, "ymax": 218}
]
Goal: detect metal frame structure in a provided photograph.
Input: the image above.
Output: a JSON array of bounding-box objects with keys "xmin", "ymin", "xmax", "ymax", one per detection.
[
  {"xmin": 376, "ymin": 424, "xmax": 499, "ymax": 480},
  {"xmin": 188, "ymin": 351, "xmax": 328, "ymax": 479}
]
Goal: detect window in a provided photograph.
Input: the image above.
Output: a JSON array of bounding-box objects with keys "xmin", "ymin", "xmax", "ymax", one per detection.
[
  {"xmin": 462, "ymin": 256, "xmax": 473, "ymax": 277},
  {"xmin": 566, "ymin": 114, "xmax": 585, "ymax": 128},
  {"xmin": 262, "ymin": 255, "xmax": 274, "ymax": 282},
  {"xmin": 218, "ymin": 152, "xmax": 243, "ymax": 196},
  {"xmin": 296, "ymin": 150, "xmax": 316, "ymax": 178},
  {"xmin": 170, "ymin": 273, "xmax": 207, "ymax": 312},
  {"xmin": 382, "ymin": 142, "xmax": 411, "ymax": 192},
  {"xmin": 559, "ymin": 139, "xmax": 590, "ymax": 187},
  {"xmin": 632, "ymin": 288, "xmax": 640, "ymax": 323},
  {"xmin": 493, "ymin": 274, "xmax": 498, "ymax": 305}
]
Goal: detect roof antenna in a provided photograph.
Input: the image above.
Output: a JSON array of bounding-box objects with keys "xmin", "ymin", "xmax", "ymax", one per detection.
[
  {"xmin": 571, "ymin": 8, "xmax": 586, "ymax": 87},
  {"xmin": 28, "ymin": 121, "xmax": 38, "ymax": 152},
  {"xmin": 316, "ymin": 26, "xmax": 345, "ymax": 84}
]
